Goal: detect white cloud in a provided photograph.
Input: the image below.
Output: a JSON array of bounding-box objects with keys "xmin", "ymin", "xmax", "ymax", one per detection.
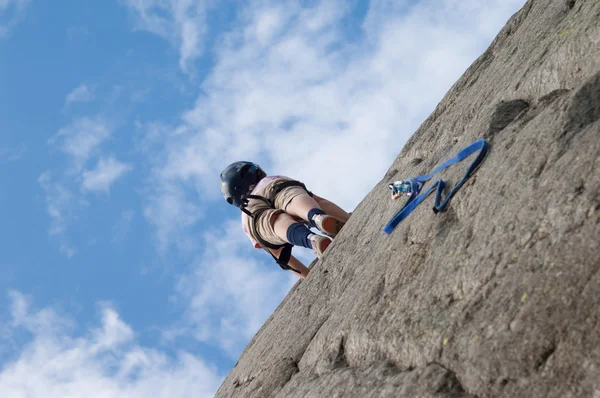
[
  {"xmin": 112, "ymin": 210, "xmax": 135, "ymax": 243},
  {"xmin": 37, "ymin": 172, "xmax": 82, "ymax": 257},
  {"xmin": 8, "ymin": 290, "xmax": 75, "ymax": 335},
  {"xmin": 50, "ymin": 116, "xmax": 112, "ymax": 173},
  {"xmin": 41, "ymin": 117, "xmax": 125, "ymax": 256},
  {"xmin": 82, "ymin": 156, "xmax": 132, "ymax": 193},
  {"xmin": 0, "ymin": 0, "xmax": 28, "ymax": 9},
  {"xmin": 143, "ymin": 180, "xmax": 201, "ymax": 253},
  {"xmin": 137, "ymin": 123, "xmax": 204, "ymax": 253},
  {"xmin": 64, "ymin": 84, "xmax": 95, "ymax": 107},
  {"xmin": 38, "ymin": 172, "xmax": 78, "ymax": 236},
  {"xmin": 60, "ymin": 243, "xmax": 76, "ymax": 259},
  {"xmin": 169, "ymin": 220, "xmax": 296, "ymax": 356},
  {"xmin": 0, "ymin": 291, "xmax": 222, "ymax": 398},
  {"xmin": 90, "ymin": 305, "xmax": 134, "ymax": 352},
  {"xmin": 120, "ymin": 0, "xmax": 209, "ymax": 72},
  {"xmin": 140, "ymin": 0, "xmax": 525, "ymax": 252},
  {"xmin": 0, "ymin": 0, "xmax": 29, "ymax": 37},
  {"xmin": 0, "ymin": 143, "xmax": 26, "ymax": 162}
]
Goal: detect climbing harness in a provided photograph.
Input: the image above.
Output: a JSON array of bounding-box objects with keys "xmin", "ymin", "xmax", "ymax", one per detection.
[
  {"xmin": 383, "ymin": 139, "xmax": 489, "ymax": 235},
  {"xmin": 243, "ymin": 180, "xmax": 313, "ymax": 273}
]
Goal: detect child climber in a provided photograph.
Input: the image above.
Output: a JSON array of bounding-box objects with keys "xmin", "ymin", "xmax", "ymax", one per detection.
[{"xmin": 220, "ymin": 161, "xmax": 351, "ymax": 279}]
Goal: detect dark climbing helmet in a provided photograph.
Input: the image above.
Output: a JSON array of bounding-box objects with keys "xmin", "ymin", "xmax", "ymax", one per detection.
[{"xmin": 220, "ymin": 161, "xmax": 266, "ymax": 207}]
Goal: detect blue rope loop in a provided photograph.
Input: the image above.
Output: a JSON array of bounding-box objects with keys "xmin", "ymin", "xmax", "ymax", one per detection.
[{"xmin": 383, "ymin": 139, "xmax": 489, "ymax": 235}]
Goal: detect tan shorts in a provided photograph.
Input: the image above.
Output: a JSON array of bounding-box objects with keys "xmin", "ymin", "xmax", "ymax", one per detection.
[{"xmin": 244, "ymin": 178, "xmax": 309, "ymax": 246}]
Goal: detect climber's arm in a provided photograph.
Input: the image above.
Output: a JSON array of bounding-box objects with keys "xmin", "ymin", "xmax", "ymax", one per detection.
[{"xmin": 287, "ymin": 255, "xmax": 310, "ymax": 278}]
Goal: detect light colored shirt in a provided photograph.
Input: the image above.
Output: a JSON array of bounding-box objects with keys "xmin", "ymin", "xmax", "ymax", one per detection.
[{"xmin": 241, "ymin": 175, "xmax": 288, "ymax": 248}]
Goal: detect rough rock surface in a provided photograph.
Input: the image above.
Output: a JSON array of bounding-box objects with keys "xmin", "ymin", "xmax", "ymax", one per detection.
[{"xmin": 216, "ymin": 1, "xmax": 600, "ymax": 397}]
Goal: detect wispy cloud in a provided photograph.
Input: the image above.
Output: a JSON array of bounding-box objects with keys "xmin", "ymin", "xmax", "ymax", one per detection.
[
  {"xmin": 0, "ymin": 0, "xmax": 30, "ymax": 37},
  {"xmin": 120, "ymin": 0, "xmax": 209, "ymax": 73},
  {"xmin": 168, "ymin": 221, "xmax": 295, "ymax": 356},
  {"xmin": 37, "ymin": 172, "xmax": 79, "ymax": 237},
  {"xmin": 140, "ymin": 0, "xmax": 525, "ymax": 253},
  {"xmin": 50, "ymin": 116, "xmax": 112, "ymax": 173},
  {"xmin": 64, "ymin": 84, "xmax": 95, "ymax": 108},
  {"xmin": 112, "ymin": 210, "xmax": 135, "ymax": 243},
  {"xmin": 41, "ymin": 116, "xmax": 132, "ymax": 256},
  {"xmin": 82, "ymin": 156, "xmax": 132, "ymax": 193},
  {"xmin": 8, "ymin": 290, "xmax": 75, "ymax": 334},
  {"xmin": 37, "ymin": 172, "xmax": 82, "ymax": 257},
  {"xmin": 0, "ymin": 291, "xmax": 222, "ymax": 398},
  {"xmin": 143, "ymin": 179, "xmax": 202, "ymax": 253},
  {"xmin": 0, "ymin": 143, "xmax": 26, "ymax": 162},
  {"xmin": 59, "ymin": 243, "xmax": 76, "ymax": 259}
]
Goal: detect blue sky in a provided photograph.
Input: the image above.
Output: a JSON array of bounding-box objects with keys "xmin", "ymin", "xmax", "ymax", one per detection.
[{"xmin": 0, "ymin": 0, "xmax": 525, "ymax": 396}]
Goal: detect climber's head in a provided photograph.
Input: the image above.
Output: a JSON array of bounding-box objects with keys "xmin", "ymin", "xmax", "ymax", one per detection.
[{"xmin": 220, "ymin": 161, "xmax": 266, "ymax": 208}]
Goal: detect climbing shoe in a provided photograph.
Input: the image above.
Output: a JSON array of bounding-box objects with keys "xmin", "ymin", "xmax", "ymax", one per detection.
[
  {"xmin": 308, "ymin": 234, "xmax": 332, "ymax": 257},
  {"xmin": 311, "ymin": 214, "xmax": 345, "ymax": 238}
]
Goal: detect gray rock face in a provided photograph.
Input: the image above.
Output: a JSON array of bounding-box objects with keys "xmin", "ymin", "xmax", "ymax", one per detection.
[{"xmin": 216, "ymin": 1, "xmax": 600, "ymax": 397}]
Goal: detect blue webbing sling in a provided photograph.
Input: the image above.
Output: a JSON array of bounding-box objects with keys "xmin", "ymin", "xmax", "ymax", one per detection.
[{"xmin": 383, "ymin": 138, "xmax": 489, "ymax": 235}]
